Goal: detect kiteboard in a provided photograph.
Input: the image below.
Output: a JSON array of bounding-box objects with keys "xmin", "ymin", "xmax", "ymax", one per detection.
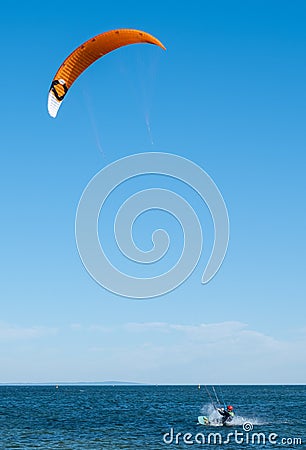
[
  {"xmin": 197, "ymin": 416, "xmax": 210, "ymax": 425},
  {"xmin": 198, "ymin": 416, "xmax": 235, "ymax": 427}
]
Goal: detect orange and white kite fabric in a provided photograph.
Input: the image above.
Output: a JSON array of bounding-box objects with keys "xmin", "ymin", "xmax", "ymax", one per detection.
[{"xmin": 48, "ymin": 28, "xmax": 166, "ymax": 118}]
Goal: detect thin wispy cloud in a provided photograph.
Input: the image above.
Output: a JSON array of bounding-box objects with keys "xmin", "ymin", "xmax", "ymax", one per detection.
[
  {"xmin": 79, "ymin": 321, "xmax": 306, "ymax": 383},
  {"xmin": 0, "ymin": 323, "xmax": 58, "ymax": 341}
]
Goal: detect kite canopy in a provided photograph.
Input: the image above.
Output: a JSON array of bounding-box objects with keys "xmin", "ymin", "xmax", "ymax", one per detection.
[{"xmin": 48, "ymin": 28, "xmax": 166, "ymax": 118}]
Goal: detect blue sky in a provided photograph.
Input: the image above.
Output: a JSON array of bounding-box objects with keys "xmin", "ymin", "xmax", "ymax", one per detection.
[{"xmin": 1, "ymin": 0, "xmax": 305, "ymax": 383}]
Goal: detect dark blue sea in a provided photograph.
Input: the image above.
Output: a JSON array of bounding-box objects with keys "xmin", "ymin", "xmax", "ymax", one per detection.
[{"xmin": 0, "ymin": 385, "xmax": 305, "ymax": 449}]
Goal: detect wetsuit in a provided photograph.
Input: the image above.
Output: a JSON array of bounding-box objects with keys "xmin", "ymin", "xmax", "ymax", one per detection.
[{"xmin": 217, "ymin": 408, "xmax": 234, "ymax": 425}]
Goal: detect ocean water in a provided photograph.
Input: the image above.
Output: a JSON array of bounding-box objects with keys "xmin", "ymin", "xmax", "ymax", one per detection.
[{"xmin": 0, "ymin": 385, "xmax": 305, "ymax": 449}]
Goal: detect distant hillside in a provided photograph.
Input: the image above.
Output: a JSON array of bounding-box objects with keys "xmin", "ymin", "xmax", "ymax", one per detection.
[{"xmin": 0, "ymin": 381, "xmax": 146, "ymax": 386}]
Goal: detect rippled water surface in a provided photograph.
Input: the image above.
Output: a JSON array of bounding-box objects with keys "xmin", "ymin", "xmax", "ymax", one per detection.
[{"xmin": 0, "ymin": 385, "xmax": 305, "ymax": 449}]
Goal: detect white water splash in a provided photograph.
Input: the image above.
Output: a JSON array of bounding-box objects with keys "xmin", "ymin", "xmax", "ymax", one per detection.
[{"xmin": 200, "ymin": 403, "xmax": 267, "ymax": 427}]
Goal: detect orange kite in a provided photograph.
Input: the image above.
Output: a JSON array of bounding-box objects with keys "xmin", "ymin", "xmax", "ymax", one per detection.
[{"xmin": 48, "ymin": 28, "xmax": 166, "ymax": 118}]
